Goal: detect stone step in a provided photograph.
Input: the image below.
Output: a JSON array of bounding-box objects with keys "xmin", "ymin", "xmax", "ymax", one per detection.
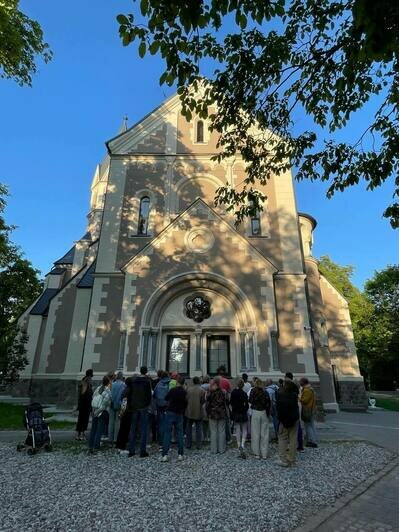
[{"xmin": 0, "ymin": 395, "xmax": 31, "ymax": 405}]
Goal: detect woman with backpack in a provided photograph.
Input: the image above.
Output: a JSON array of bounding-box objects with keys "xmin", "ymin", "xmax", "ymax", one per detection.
[
  {"xmin": 108, "ymin": 371, "xmax": 125, "ymax": 444},
  {"xmin": 230, "ymin": 378, "xmax": 249, "ymax": 457},
  {"xmin": 249, "ymin": 378, "xmax": 271, "ymax": 459},
  {"xmin": 153, "ymin": 371, "xmax": 171, "ymax": 449},
  {"xmin": 75, "ymin": 369, "xmax": 93, "ymax": 441},
  {"xmin": 88, "ymin": 375, "xmax": 112, "ymax": 454},
  {"xmin": 206, "ymin": 377, "xmax": 228, "ymax": 454}
]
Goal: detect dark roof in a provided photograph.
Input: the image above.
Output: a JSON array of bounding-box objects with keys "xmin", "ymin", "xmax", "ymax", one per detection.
[
  {"xmin": 54, "ymin": 246, "xmax": 75, "ymax": 265},
  {"xmin": 298, "ymin": 212, "xmax": 317, "ymax": 229},
  {"xmin": 80, "ymin": 231, "xmax": 92, "ymax": 242},
  {"xmin": 30, "ymin": 288, "xmax": 59, "ymax": 316},
  {"xmin": 47, "ymin": 267, "xmax": 66, "ymax": 275},
  {"xmin": 77, "ymin": 261, "xmax": 96, "ymax": 288}
]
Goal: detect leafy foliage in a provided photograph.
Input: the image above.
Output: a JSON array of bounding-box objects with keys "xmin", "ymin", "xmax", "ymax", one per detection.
[
  {"xmin": 0, "ymin": 0, "xmax": 51, "ymax": 86},
  {"xmin": 0, "ymin": 185, "xmax": 42, "ymax": 386},
  {"xmin": 117, "ymin": 0, "xmax": 399, "ymax": 227},
  {"xmin": 319, "ymin": 256, "xmax": 399, "ymax": 390}
]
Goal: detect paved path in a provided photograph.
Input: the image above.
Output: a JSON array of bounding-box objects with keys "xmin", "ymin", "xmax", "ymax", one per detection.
[
  {"xmin": 299, "ymin": 410, "xmax": 399, "ymax": 532},
  {"xmin": 298, "ymin": 456, "xmax": 399, "ymax": 531},
  {"xmin": 322, "ymin": 409, "xmax": 399, "ymax": 452}
]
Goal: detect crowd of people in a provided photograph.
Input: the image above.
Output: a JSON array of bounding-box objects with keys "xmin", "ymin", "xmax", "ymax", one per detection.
[{"xmin": 75, "ymin": 366, "xmax": 318, "ymax": 467}]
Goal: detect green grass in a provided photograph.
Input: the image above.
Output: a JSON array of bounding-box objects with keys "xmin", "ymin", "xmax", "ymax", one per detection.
[
  {"xmin": 0, "ymin": 403, "xmax": 75, "ymax": 430},
  {"xmin": 375, "ymin": 397, "xmax": 399, "ymax": 411}
]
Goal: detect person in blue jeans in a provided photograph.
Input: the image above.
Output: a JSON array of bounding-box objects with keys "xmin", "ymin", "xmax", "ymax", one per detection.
[
  {"xmin": 88, "ymin": 375, "xmax": 112, "ymax": 454},
  {"xmin": 127, "ymin": 366, "xmax": 152, "ymax": 458},
  {"xmin": 160, "ymin": 376, "xmax": 187, "ymax": 462},
  {"xmin": 153, "ymin": 371, "xmax": 171, "ymax": 449}
]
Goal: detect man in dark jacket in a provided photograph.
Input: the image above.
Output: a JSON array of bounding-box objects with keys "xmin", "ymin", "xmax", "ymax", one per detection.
[
  {"xmin": 276, "ymin": 379, "xmax": 299, "ymax": 467},
  {"xmin": 128, "ymin": 366, "xmax": 152, "ymax": 458},
  {"xmin": 160, "ymin": 376, "xmax": 187, "ymax": 462}
]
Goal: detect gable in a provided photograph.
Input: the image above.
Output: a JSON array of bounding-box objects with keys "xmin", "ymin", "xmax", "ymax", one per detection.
[
  {"xmin": 121, "ymin": 198, "xmax": 278, "ymax": 274},
  {"xmin": 106, "ymin": 94, "xmax": 180, "ymax": 155},
  {"xmin": 106, "ymin": 93, "xmax": 222, "ymax": 156}
]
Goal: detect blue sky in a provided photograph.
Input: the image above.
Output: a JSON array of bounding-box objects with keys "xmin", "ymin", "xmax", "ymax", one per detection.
[{"xmin": 0, "ymin": 1, "xmax": 397, "ymax": 287}]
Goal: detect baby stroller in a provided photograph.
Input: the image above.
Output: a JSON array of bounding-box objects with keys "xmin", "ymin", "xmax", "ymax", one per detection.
[{"xmin": 17, "ymin": 402, "xmax": 52, "ymax": 455}]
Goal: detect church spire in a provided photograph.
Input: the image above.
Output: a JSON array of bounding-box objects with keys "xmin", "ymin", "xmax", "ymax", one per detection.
[{"xmin": 119, "ymin": 115, "xmax": 128, "ymax": 134}]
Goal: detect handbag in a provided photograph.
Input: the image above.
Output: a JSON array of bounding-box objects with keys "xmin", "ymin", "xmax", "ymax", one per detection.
[{"xmin": 119, "ymin": 397, "xmax": 127, "ymax": 418}]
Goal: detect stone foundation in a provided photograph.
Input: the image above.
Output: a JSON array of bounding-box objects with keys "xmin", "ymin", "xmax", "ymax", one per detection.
[
  {"xmin": 336, "ymin": 380, "xmax": 368, "ymax": 411},
  {"xmin": 9, "ymin": 378, "xmax": 79, "ymax": 407}
]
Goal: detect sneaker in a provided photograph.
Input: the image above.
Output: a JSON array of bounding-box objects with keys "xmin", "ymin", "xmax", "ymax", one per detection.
[
  {"xmin": 297, "ymin": 447, "xmax": 305, "ymax": 453},
  {"xmin": 140, "ymin": 451, "xmax": 149, "ymax": 458},
  {"xmin": 128, "ymin": 451, "xmax": 135, "ymax": 458},
  {"xmin": 118, "ymin": 449, "xmax": 129, "ymax": 455},
  {"xmin": 177, "ymin": 454, "xmax": 183, "ymax": 461},
  {"xmin": 276, "ymin": 459, "xmax": 289, "ymax": 467},
  {"xmin": 159, "ymin": 455, "xmax": 168, "ymax": 462},
  {"xmin": 239, "ymin": 447, "xmax": 246, "ymax": 459}
]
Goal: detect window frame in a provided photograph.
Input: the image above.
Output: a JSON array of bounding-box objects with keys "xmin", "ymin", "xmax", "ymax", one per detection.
[
  {"xmin": 196, "ymin": 120, "xmax": 204, "ymax": 143},
  {"xmin": 166, "ymin": 335, "xmax": 191, "ymax": 376},
  {"xmin": 137, "ymin": 196, "xmax": 151, "ymax": 236}
]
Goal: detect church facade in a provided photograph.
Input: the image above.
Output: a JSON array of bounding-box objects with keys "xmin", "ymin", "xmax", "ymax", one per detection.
[{"xmin": 16, "ymin": 94, "xmax": 367, "ymax": 411}]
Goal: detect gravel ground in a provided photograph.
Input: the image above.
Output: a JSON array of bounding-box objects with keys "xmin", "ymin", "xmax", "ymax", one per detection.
[{"xmin": 0, "ymin": 441, "xmax": 393, "ymax": 532}]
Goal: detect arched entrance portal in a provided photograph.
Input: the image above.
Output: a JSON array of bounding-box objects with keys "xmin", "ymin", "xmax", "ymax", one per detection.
[{"xmin": 139, "ymin": 272, "xmax": 257, "ymax": 377}]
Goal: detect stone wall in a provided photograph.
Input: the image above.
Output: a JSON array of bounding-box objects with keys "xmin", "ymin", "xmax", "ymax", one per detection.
[{"xmin": 336, "ymin": 380, "xmax": 368, "ymax": 411}]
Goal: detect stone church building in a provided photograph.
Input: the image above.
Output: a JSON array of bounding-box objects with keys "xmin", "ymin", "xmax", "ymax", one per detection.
[{"xmin": 17, "ymin": 93, "xmax": 366, "ymax": 410}]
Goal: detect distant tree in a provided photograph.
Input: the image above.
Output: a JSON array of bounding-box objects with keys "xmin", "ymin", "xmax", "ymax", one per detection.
[
  {"xmin": 117, "ymin": 0, "xmax": 399, "ymax": 227},
  {"xmin": 0, "ymin": 185, "xmax": 42, "ymax": 386},
  {"xmin": 0, "ymin": 0, "xmax": 51, "ymax": 86},
  {"xmin": 362, "ymin": 266, "xmax": 399, "ymax": 390},
  {"xmin": 319, "ymin": 256, "xmax": 399, "ymax": 390}
]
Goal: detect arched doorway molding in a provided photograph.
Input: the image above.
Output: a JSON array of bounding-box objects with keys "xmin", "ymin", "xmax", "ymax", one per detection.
[{"xmin": 141, "ymin": 271, "xmax": 256, "ymax": 330}]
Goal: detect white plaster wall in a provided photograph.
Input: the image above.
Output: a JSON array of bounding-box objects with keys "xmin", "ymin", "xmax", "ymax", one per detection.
[
  {"xmin": 20, "ymin": 315, "xmax": 42, "ymax": 377},
  {"xmin": 96, "ymin": 158, "xmax": 127, "ymax": 272},
  {"xmin": 273, "ymin": 169, "xmax": 303, "ymax": 273},
  {"xmin": 63, "ymin": 289, "xmax": 92, "ymax": 374},
  {"xmin": 37, "ymin": 294, "xmax": 63, "ymax": 374},
  {"xmin": 81, "ymin": 276, "xmax": 110, "ymax": 369}
]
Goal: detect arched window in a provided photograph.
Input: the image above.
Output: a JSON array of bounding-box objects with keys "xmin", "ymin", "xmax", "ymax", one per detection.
[
  {"xmin": 249, "ymin": 200, "xmax": 261, "ymax": 236},
  {"xmin": 196, "ymin": 120, "xmax": 204, "ymax": 143},
  {"xmin": 251, "ymin": 213, "xmax": 261, "ymax": 236},
  {"xmin": 137, "ymin": 196, "xmax": 150, "ymax": 235}
]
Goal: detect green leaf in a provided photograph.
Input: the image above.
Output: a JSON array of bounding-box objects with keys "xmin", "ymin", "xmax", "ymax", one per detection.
[
  {"xmin": 116, "ymin": 14, "xmax": 129, "ymax": 25},
  {"xmin": 139, "ymin": 41, "xmax": 147, "ymax": 58},
  {"xmin": 149, "ymin": 41, "xmax": 159, "ymax": 55},
  {"xmin": 140, "ymin": 0, "xmax": 149, "ymax": 15}
]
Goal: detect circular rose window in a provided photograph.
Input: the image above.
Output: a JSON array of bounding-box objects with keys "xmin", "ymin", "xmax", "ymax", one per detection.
[
  {"xmin": 185, "ymin": 296, "xmax": 211, "ymax": 323},
  {"xmin": 185, "ymin": 228, "xmax": 215, "ymax": 254}
]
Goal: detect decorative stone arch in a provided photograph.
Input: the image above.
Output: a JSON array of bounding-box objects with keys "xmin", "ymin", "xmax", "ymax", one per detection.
[
  {"xmin": 142, "ymin": 271, "xmax": 256, "ymax": 329},
  {"xmin": 137, "ymin": 272, "xmax": 260, "ymax": 374},
  {"xmin": 171, "ymin": 174, "xmax": 224, "ymax": 214}
]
